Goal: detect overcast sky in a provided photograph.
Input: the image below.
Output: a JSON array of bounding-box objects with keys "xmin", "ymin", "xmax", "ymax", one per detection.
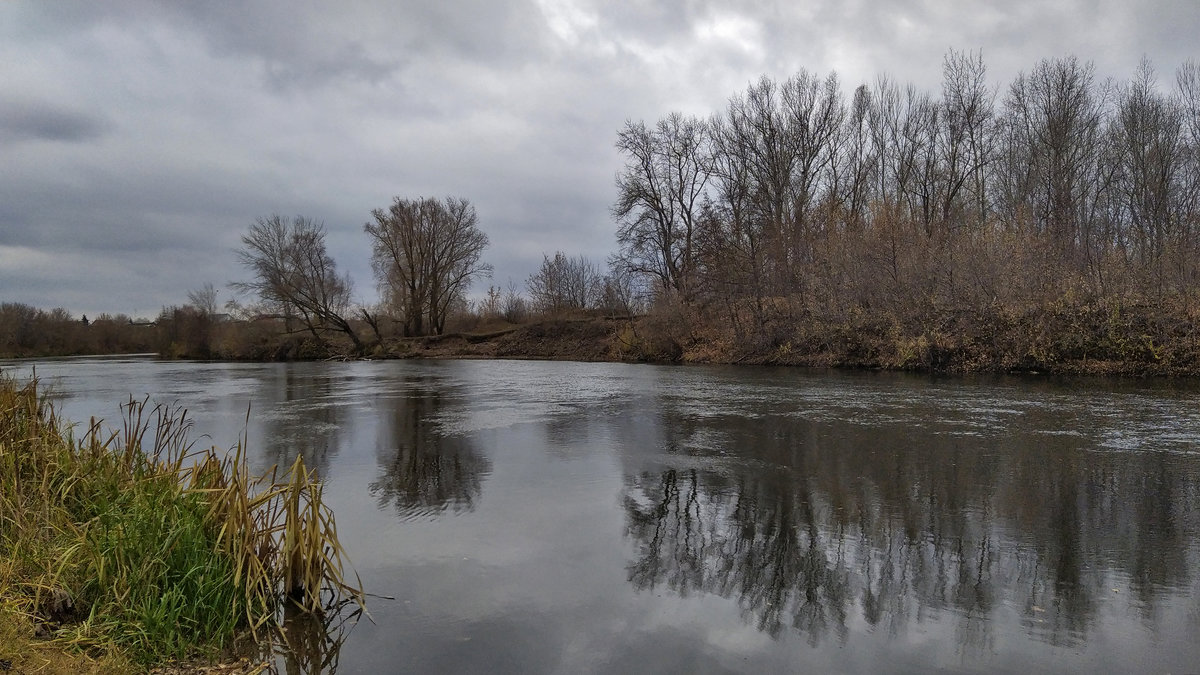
[{"xmin": 2, "ymin": 1, "xmax": 1196, "ymax": 318}]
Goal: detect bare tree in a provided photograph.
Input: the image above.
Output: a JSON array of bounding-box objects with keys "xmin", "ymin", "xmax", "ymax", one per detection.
[
  {"xmin": 781, "ymin": 69, "xmax": 844, "ymax": 263},
  {"xmin": 896, "ymin": 85, "xmax": 942, "ymax": 234},
  {"xmin": 707, "ymin": 70, "xmax": 845, "ymax": 290},
  {"xmin": 526, "ymin": 252, "xmax": 602, "ymax": 315},
  {"xmin": 478, "ymin": 285, "xmax": 504, "ymax": 321},
  {"xmin": 724, "ymin": 76, "xmax": 799, "ymax": 292},
  {"xmin": 233, "ymin": 214, "xmax": 362, "ymax": 352},
  {"xmin": 1176, "ymin": 61, "xmax": 1200, "ymax": 301},
  {"xmin": 831, "ymin": 83, "xmax": 878, "ymax": 230},
  {"xmin": 1179, "ymin": 60, "xmax": 1200, "ymax": 210},
  {"xmin": 997, "ymin": 57, "xmax": 1112, "ymax": 266},
  {"xmin": 365, "ymin": 196, "xmax": 492, "ymax": 336},
  {"xmin": 186, "ymin": 282, "xmax": 219, "ymax": 318},
  {"xmin": 170, "ymin": 282, "xmax": 220, "ymax": 358},
  {"xmin": 502, "ymin": 278, "xmax": 528, "ymax": 323},
  {"xmin": 940, "ymin": 49, "xmax": 995, "ymax": 227},
  {"xmin": 705, "ymin": 109, "xmax": 769, "ymax": 329},
  {"xmin": 1112, "ymin": 59, "xmax": 1187, "ymax": 275},
  {"xmin": 613, "ymin": 112, "xmax": 711, "ymax": 295},
  {"xmin": 599, "ymin": 259, "xmax": 648, "ymax": 317}
]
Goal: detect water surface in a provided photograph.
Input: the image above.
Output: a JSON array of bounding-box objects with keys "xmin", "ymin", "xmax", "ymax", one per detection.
[{"xmin": 5, "ymin": 357, "xmax": 1200, "ymax": 674}]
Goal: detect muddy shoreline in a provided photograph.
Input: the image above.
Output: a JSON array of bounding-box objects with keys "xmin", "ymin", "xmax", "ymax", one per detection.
[{"xmin": 354, "ymin": 314, "xmax": 1200, "ymax": 378}]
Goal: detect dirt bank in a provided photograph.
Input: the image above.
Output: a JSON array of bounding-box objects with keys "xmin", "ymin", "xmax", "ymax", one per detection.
[
  {"xmin": 368, "ymin": 306, "xmax": 1200, "ymax": 378},
  {"xmin": 377, "ymin": 317, "xmax": 632, "ymax": 362}
]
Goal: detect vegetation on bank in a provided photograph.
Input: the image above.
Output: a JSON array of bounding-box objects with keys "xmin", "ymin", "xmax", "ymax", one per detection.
[
  {"xmin": 5, "ymin": 52, "xmax": 1200, "ymax": 375},
  {"xmin": 5, "ymin": 293, "xmax": 1200, "ymax": 376},
  {"xmin": 602, "ymin": 52, "xmax": 1200, "ymax": 377},
  {"xmin": 0, "ymin": 376, "xmax": 363, "ymax": 673},
  {"xmin": 348, "ymin": 293, "xmax": 1199, "ymax": 377}
]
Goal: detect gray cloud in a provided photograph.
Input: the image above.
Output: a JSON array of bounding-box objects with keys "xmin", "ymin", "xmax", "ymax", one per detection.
[
  {"xmin": 1, "ymin": 0, "xmax": 1196, "ymax": 318},
  {"xmin": 0, "ymin": 97, "xmax": 110, "ymax": 144}
]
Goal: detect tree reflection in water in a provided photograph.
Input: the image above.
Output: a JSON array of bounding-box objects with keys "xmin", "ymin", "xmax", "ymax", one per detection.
[
  {"xmin": 621, "ymin": 407, "xmax": 1200, "ymax": 651},
  {"xmin": 369, "ymin": 380, "xmax": 491, "ymax": 519},
  {"xmin": 253, "ymin": 364, "xmax": 345, "ymax": 476}
]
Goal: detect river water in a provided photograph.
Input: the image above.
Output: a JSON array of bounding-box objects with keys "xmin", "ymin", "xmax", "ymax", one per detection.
[{"xmin": 3, "ymin": 356, "xmax": 1200, "ymax": 674}]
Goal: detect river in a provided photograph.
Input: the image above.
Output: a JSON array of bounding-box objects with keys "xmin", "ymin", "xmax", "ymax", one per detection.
[{"xmin": 4, "ymin": 356, "xmax": 1199, "ymax": 674}]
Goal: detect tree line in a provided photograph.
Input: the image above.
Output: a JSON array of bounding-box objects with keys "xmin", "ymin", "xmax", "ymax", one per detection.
[
  {"xmin": 612, "ymin": 52, "xmax": 1200, "ymax": 365},
  {"xmin": 225, "ymin": 197, "xmax": 635, "ymax": 353},
  {"xmin": 0, "ymin": 304, "xmax": 156, "ymax": 358},
  {"xmin": 0, "ymin": 193, "xmax": 635, "ymax": 360}
]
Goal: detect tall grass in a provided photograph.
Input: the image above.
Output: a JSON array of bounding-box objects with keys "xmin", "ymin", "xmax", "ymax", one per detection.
[{"xmin": 0, "ymin": 375, "xmax": 363, "ymax": 670}]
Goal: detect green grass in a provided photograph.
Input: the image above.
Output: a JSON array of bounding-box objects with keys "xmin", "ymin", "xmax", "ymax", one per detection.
[{"xmin": 0, "ymin": 375, "xmax": 363, "ymax": 671}]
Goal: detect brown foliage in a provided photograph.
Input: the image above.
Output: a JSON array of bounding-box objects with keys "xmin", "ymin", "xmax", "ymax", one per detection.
[{"xmin": 612, "ymin": 53, "xmax": 1200, "ymax": 375}]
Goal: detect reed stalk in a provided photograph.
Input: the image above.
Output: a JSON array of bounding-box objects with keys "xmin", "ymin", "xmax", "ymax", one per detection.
[{"xmin": 0, "ymin": 375, "xmax": 364, "ymax": 671}]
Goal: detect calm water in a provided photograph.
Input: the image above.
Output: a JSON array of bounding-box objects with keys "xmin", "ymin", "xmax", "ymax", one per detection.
[{"xmin": 4, "ymin": 356, "xmax": 1200, "ymax": 674}]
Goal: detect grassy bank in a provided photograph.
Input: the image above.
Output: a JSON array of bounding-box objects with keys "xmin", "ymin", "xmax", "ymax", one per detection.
[{"xmin": 0, "ymin": 377, "xmax": 362, "ymax": 673}]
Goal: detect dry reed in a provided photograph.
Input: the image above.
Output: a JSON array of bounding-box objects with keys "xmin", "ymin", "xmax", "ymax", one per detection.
[{"xmin": 0, "ymin": 375, "xmax": 364, "ymax": 670}]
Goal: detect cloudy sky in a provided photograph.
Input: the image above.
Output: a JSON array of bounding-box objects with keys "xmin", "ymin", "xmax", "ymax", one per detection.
[{"xmin": 2, "ymin": 1, "xmax": 1196, "ymax": 318}]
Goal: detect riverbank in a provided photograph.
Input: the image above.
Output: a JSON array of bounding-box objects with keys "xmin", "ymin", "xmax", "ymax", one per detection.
[
  {"xmin": 7, "ymin": 295, "xmax": 1199, "ymax": 378},
  {"xmin": 367, "ymin": 297, "xmax": 1200, "ymax": 377},
  {"xmin": 0, "ymin": 377, "xmax": 362, "ymax": 674}
]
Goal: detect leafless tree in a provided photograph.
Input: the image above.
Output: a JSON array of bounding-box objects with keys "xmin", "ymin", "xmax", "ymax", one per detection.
[
  {"xmin": 781, "ymin": 69, "xmax": 844, "ymax": 260},
  {"xmin": 613, "ymin": 112, "xmax": 711, "ymax": 295},
  {"xmin": 186, "ymin": 282, "xmax": 219, "ymax": 317},
  {"xmin": 997, "ymin": 57, "xmax": 1113, "ymax": 267},
  {"xmin": 526, "ymin": 252, "xmax": 602, "ymax": 315},
  {"xmin": 502, "ymin": 278, "xmax": 528, "ymax": 323},
  {"xmin": 1179, "ymin": 60, "xmax": 1200, "ymax": 206},
  {"xmin": 830, "ymin": 83, "xmax": 877, "ymax": 230},
  {"xmin": 599, "ymin": 258, "xmax": 649, "ymax": 317},
  {"xmin": 723, "ymin": 76, "xmax": 800, "ymax": 291},
  {"xmin": 365, "ymin": 196, "xmax": 492, "ymax": 336},
  {"xmin": 897, "ymin": 86, "xmax": 942, "ymax": 234},
  {"xmin": 1112, "ymin": 59, "xmax": 1187, "ymax": 271},
  {"xmin": 170, "ymin": 282, "xmax": 220, "ymax": 357},
  {"xmin": 233, "ymin": 215, "xmax": 362, "ymax": 352},
  {"xmin": 478, "ymin": 285, "xmax": 504, "ymax": 320},
  {"xmin": 940, "ymin": 49, "xmax": 995, "ymax": 227},
  {"xmin": 1176, "ymin": 61, "xmax": 1200, "ymax": 299},
  {"xmin": 704, "ymin": 110, "xmax": 769, "ymax": 328}
]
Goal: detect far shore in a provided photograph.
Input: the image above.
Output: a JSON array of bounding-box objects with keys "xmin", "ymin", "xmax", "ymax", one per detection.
[{"xmin": 8, "ymin": 311, "xmax": 1196, "ymax": 379}]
